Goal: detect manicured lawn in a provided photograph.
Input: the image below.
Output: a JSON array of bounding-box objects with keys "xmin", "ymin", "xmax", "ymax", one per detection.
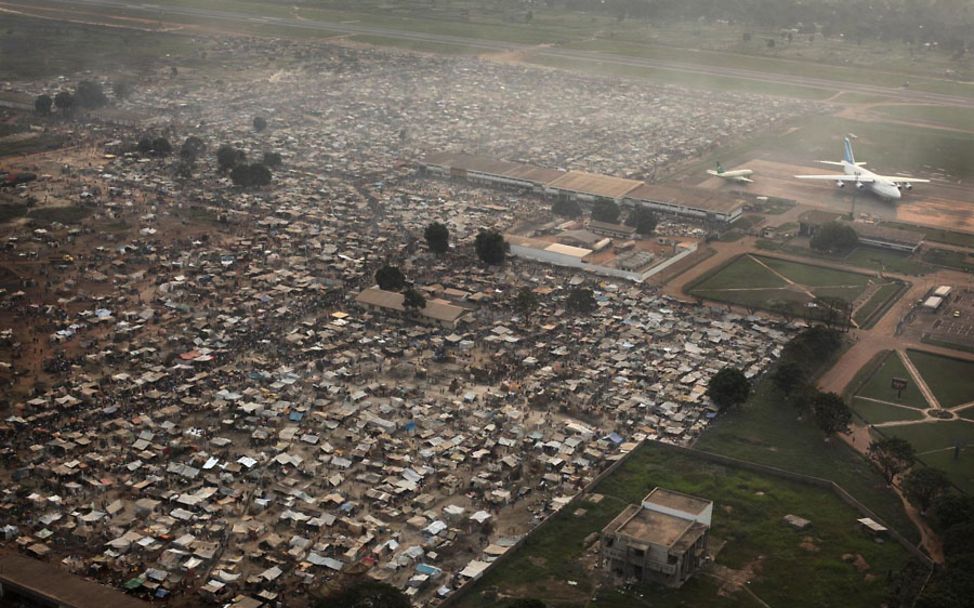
[
  {"xmin": 695, "ymin": 381, "xmax": 918, "ymax": 542},
  {"xmin": 759, "ymin": 257, "xmax": 871, "ymax": 288},
  {"xmin": 843, "ymin": 247, "xmax": 930, "ymax": 276},
  {"xmin": 459, "ymin": 442, "xmax": 911, "ymax": 608},
  {"xmin": 851, "ymin": 398, "xmax": 927, "ymax": 424},
  {"xmin": 906, "ymin": 350, "xmax": 974, "ymax": 408},
  {"xmin": 690, "ymin": 255, "xmax": 788, "ymax": 291},
  {"xmin": 881, "ymin": 421, "xmax": 974, "ymax": 455},
  {"xmin": 688, "ymin": 255, "xmax": 881, "ymax": 320},
  {"xmin": 854, "ymin": 351, "xmax": 929, "ymax": 410},
  {"xmin": 913, "ymin": 447, "xmax": 974, "ymax": 495}
]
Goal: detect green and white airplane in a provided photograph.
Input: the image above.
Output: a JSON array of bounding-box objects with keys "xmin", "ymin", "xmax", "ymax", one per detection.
[{"xmin": 706, "ymin": 161, "xmax": 754, "ymax": 184}]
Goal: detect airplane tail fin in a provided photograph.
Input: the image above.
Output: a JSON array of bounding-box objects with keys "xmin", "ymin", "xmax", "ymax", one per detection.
[
  {"xmin": 716, "ymin": 161, "xmax": 724, "ymax": 174},
  {"xmin": 843, "ymin": 138, "xmax": 856, "ymax": 165}
]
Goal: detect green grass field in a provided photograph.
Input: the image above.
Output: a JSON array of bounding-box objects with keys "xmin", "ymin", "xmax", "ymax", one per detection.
[
  {"xmin": 846, "ymin": 349, "xmax": 974, "ymax": 492},
  {"xmin": 905, "ymin": 350, "xmax": 974, "ymax": 408},
  {"xmin": 853, "ymin": 351, "xmax": 929, "ymax": 410},
  {"xmin": 851, "ymin": 398, "xmax": 927, "ymax": 424},
  {"xmin": 853, "ymin": 282, "xmax": 909, "ymax": 329},
  {"xmin": 687, "ymin": 254, "xmax": 887, "ymax": 319},
  {"xmin": 457, "ymin": 442, "xmax": 911, "ymax": 608},
  {"xmin": 696, "ymin": 381, "xmax": 917, "ymax": 542}
]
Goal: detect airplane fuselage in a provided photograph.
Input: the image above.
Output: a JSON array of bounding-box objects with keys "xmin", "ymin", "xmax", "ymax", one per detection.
[
  {"xmin": 840, "ymin": 162, "xmax": 902, "ymax": 200},
  {"xmin": 707, "ymin": 168, "xmax": 753, "ymax": 184}
]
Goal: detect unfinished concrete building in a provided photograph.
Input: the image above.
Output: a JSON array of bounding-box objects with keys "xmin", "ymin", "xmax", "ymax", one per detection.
[{"xmin": 601, "ymin": 487, "xmax": 712, "ymax": 587}]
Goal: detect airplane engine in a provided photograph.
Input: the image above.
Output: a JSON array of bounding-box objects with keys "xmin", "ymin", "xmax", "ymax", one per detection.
[
  {"xmin": 836, "ymin": 180, "xmax": 845, "ymax": 188},
  {"xmin": 905, "ymin": 183, "xmax": 913, "ymax": 190},
  {"xmin": 855, "ymin": 181, "xmax": 865, "ymax": 190}
]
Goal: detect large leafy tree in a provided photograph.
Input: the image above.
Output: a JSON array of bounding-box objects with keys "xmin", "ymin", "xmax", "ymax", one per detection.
[
  {"xmin": 552, "ymin": 198, "xmax": 581, "ymax": 218},
  {"xmin": 868, "ymin": 437, "xmax": 915, "ymax": 483},
  {"xmin": 54, "ymin": 91, "xmax": 75, "ymax": 114},
  {"xmin": 75, "ymin": 80, "xmax": 108, "ymax": 108},
  {"xmin": 810, "ymin": 221, "xmax": 858, "ymax": 253},
  {"xmin": 375, "ymin": 265, "xmax": 406, "ymax": 291},
  {"xmin": 769, "ymin": 361, "xmax": 806, "ymax": 397},
  {"xmin": 403, "ymin": 287, "xmax": 426, "ymax": 311},
  {"xmin": 475, "ymin": 229, "xmax": 509, "ymax": 265},
  {"xmin": 707, "ymin": 367, "xmax": 750, "ymax": 410},
  {"xmin": 566, "ymin": 287, "xmax": 597, "ymax": 314},
  {"xmin": 810, "ymin": 391, "xmax": 851, "ymax": 434},
  {"xmin": 230, "ymin": 163, "xmax": 272, "ymax": 187},
  {"xmin": 626, "ymin": 206, "xmax": 658, "ymax": 235},
  {"xmin": 902, "ymin": 467, "xmax": 951, "ymax": 512},
  {"xmin": 181, "ymin": 136, "xmax": 206, "ymax": 162},
  {"xmin": 253, "ymin": 115, "xmax": 268, "ymax": 132},
  {"xmin": 216, "ymin": 144, "xmax": 245, "ymax": 172},
  {"xmin": 424, "ymin": 222, "xmax": 449, "ymax": 254},
  {"xmin": 318, "ymin": 580, "xmax": 409, "ymax": 608},
  {"xmin": 34, "ymin": 94, "xmax": 53, "ymax": 115},
  {"xmin": 591, "ymin": 199, "xmax": 621, "ymax": 224},
  {"xmin": 514, "ymin": 287, "xmax": 539, "ymax": 316}
]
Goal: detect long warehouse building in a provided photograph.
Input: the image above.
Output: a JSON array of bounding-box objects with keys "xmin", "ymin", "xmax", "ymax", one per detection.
[{"xmin": 419, "ymin": 151, "xmax": 743, "ymax": 224}]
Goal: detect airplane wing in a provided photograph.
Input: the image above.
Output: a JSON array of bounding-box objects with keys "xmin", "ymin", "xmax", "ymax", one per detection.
[
  {"xmin": 876, "ymin": 175, "xmax": 931, "ymax": 184},
  {"xmin": 737, "ymin": 177, "xmax": 754, "ymax": 183},
  {"xmin": 706, "ymin": 170, "xmax": 719, "ymax": 176},
  {"xmin": 795, "ymin": 174, "xmax": 875, "ymax": 183},
  {"xmin": 816, "ymin": 161, "xmax": 867, "ymax": 167}
]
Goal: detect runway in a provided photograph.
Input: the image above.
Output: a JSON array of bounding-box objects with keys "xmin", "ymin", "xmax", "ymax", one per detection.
[
  {"xmin": 6, "ymin": 0, "xmax": 974, "ymax": 108},
  {"xmin": 696, "ymin": 159, "xmax": 974, "ymax": 233}
]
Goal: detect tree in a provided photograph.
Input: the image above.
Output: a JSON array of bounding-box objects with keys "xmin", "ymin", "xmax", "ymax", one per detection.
[
  {"xmin": 137, "ymin": 137, "xmax": 154, "ymax": 155},
  {"xmin": 217, "ymin": 144, "xmax": 245, "ymax": 172},
  {"xmin": 591, "ymin": 199, "xmax": 621, "ymax": 224},
  {"xmin": 811, "ymin": 295, "xmax": 852, "ymax": 331},
  {"xmin": 151, "ymin": 137, "xmax": 172, "ymax": 156},
  {"xmin": 262, "ymin": 151, "xmax": 282, "ymax": 168},
  {"xmin": 403, "ymin": 287, "xmax": 426, "ymax": 311},
  {"xmin": 112, "ymin": 80, "xmax": 134, "ymax": 101},
  {"xmin": 514, "ymin": 287, "xmax": 539, "ymax": 316},
  {"xmin": 34, "ymin": 94, "xmax": 53, "ymax": 115},
  {"xmin": 253, "ymin": 116, "xmax": 268, "ymax": 132},
  {"xmin": 707, "ymin": 367, "xmax": 750, "ymax": 410},
  {"xmin": 769, "ymin": 361, "xmax": 806, "ymax": 396},
  {"xmin": 180, "ymin": 136, "xmax": 206, "ymax": 162},
  {"xmin": 424, "ymin": 222, "xmax": 449, "ymax": 254},
  {"xmin": 626, "ymin": 206, "xmax": 658, "ymax": 235},
  {"xmin": 318, "ymin": 580, "xmax": 409, "ymax": 608},
  {"xmin": 931, "ymin": 493, "xmax": 974, "ymax": 531},
  {"xmin": 868, "ymin": 437, "xmax": 915, "ymax": 483},
  {"xmin": 230, "ymin": 163, "xmax": 271, "ymax": 187},
  {"xmin": 565, "ymin": 287, "xmax": 596, "ymax": 314},
  {"xmin": 810, "ymin": 221, "xmax": 859, "ymax": 253},
  {"xmin": 551, "ymin": 198, "xmax": 581, "ymax": 218},
  {"xmin": 902, "ymin": 468, "xmax": 951, "ymax": 512},
  {"xmin": 810, "ymin": 391, "xmax": 852, "ymax": 434},
  {"xmin": 54, "ymin": 91, "xmax": 75, "ymax": 114},
  {"xmin": 475, "ymin": 229, "xmax": 508, "ymax": 265},
  {"xmin": 75, "ymin": 80, "xmax": 108, "ymax": 108},
  {"xmin": 375, "ymin": 265, "xmax": 406, "ymax": 291}
]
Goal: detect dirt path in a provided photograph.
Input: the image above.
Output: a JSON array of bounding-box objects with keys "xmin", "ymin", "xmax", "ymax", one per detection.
[{"xmin": 897, "ymin": 349, "xmax": 941, "ymax": 409}]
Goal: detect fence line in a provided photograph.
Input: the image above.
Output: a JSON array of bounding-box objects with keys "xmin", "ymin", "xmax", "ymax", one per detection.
[{"xmin": 439, "ymin": 439, "xmax": 932, "ymax": 607}]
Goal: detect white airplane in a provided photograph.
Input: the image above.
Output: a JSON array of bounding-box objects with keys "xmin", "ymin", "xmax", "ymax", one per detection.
[
  {"xmin": 707, "ymin": 161, "xmax": 753, "ymax": 184},
  {"xmin": 795, "ymin": 138, "xmax": 929, "ymax": 200}
]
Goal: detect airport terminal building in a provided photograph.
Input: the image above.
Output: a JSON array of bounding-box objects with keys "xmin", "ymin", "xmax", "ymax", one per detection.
[{"xmin": 420, "ymin": 152, "xmax": 744, "ymax": 224}]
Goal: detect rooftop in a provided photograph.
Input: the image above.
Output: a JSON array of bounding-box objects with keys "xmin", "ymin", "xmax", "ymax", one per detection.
[
  {"xmin": 617, "ymin": 507, "xmax": 695, "ymax": 548},
  {"xmin": 644, "ymin": 487, "xmax": 713, "ymax": 517},
  {"xmin": 545, "ymin": 171, "xmax": 643, "ymax": 200},
  {"xmin": 625, "ymin": 183, "xmax": 745, "ymax": 215}
]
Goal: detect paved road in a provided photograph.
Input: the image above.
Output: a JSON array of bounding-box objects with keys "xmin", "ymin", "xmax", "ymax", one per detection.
[{"xmin": 10, "ymin": 0, "xmax": 974, "ymax": 108}]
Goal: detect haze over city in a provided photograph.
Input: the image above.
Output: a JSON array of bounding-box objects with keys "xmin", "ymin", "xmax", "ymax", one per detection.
[{"xmin": 0, "ymin": 2, "xmax": 973, "ymax": 608}]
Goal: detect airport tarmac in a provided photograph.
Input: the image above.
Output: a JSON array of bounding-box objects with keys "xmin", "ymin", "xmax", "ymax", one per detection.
[{"xmin": 695, "ymin": 159, "xmax": 974, "ymax": 233}]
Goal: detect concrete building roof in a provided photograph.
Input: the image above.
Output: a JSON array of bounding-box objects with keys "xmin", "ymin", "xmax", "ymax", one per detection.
[
  {"xmin": 0, "ymin": 552, "xmax": 149, "ymax": 608},
  {"xmin": 644, "ymin": 487, "xmax": 712, "ymax": 517},
  {"xmin": 616, "ymin": 507, "xmax": 695, "ymax": 548},
  {"xmin": 626, "ymin": 183, "xmax": 744, "ymax": 215},
  {"xmin": 355, "ymin": 287, "xmax": 467, "ymax": 323},
  {"xmin": 545, "ymin": 171, "xmax": 643, "ymax": 199}
]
